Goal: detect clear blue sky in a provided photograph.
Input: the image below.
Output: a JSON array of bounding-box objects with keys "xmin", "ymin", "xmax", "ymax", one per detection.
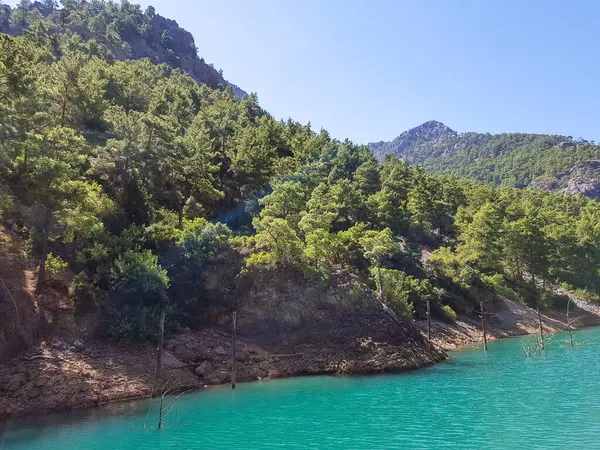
[{"xmin": 9, "ymin": 0, "xmax": 600, "ymax": 143}]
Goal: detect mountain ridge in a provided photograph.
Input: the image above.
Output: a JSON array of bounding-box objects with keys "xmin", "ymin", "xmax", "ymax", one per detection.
[
  {"xmin": 369, "ymin": 120, "xmax": 600, "ymax": 199},
  {"xmin": 0, "ymin": 0, "xmax": 247, "ymax": 98}
]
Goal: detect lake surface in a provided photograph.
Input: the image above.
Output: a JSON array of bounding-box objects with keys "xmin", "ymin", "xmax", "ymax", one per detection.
[{"xmin": 2, "ymin": 327, "xmax": 600, "ymax": 449}]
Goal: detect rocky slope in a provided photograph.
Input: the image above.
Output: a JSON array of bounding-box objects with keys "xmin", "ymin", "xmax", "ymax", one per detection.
[
  {"xmin": 0, "ymin": 1, "xmax": 247, "ymax": 97},
  {"xmin": 417, "ymin": 294, "xmax": 600, "ymax": 351},
  {"xmin": 0, "ymin": 268, "xmax": 445, "ymax": 420}
]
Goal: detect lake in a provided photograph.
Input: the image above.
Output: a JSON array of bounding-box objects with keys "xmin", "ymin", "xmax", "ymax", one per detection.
[{"xmin": 2, "ymin": 327, "xmax": 600, "ymax": 449}]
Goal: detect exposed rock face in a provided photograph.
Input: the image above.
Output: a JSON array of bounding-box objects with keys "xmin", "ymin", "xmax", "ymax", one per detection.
[
  {"xmin": 166, "ymin": 269, "xmax": 446, "ymax": 387},
  {"xmin": 562, "ymin": 161, "xmax": 600, "ymax": 199},
  {"xmin": 0, "ymin": 2, "xmax": 246, "ymax": 98},
  {"xmin": 0, "ymin": 267, "xmax": 445, "ymax": 420}
]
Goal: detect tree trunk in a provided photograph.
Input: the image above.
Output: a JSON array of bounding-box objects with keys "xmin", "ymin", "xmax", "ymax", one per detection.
[
  {"xmin": 537, "ymin": 308, "xmax": 544, "ymax": 350},
  {"xmin": 152, "ymin": 310, "xmax": 166, "ymax": 397},
  {"xmin": 426, "ymin": 300, "xmax": 432, "ymax": 341},
  {"xmin": 480, "ymin": 301, "xmax": 487, "ymax": 352},
  {"xmin": 377, "ymin": 263, "xmax": 383, "ymax": 301},
  {"xmin": 231, "ymin": 311, "xmax": 237, "ymax": 389},
  {"xmin": 35, "ymin": 230, "xmax": 49, "ymax": 295},
  {"xmin": 566, "ymin": 298, "xmax": 574, "ymax": 348}
]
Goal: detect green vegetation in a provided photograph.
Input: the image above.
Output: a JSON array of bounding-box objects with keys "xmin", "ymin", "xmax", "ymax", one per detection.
[
  {"xmin": 2, "ymin": 2, "xmax": 600, "ymax": 343},
  {"xmin": 371, "ymin": 121, "xmax": 600, "ymax": 190}
]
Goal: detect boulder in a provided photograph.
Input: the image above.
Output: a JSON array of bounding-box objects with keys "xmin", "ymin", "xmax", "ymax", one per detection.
[
  {"xmin": 194, "ymin": 360, "xmax": 212, "ymax": 377},
  {"xmin": 217, "ymin": 371, "xmax": 230, "ymax": 383},
  {"xmin": 73, "ymin": 340, "xmax": 85, "ymax": 351},
  {"xmin": 173, "ymin": 344, "xmax": 197, "ymax": 361},
  {"xmin": 267, "ymin": 370, "xmax": 280, "ymax": 379},
  {"xmin": 237, "ymin": 349, "xmax": 250, "ymax": 361},
  {"xmin": 207, "ymin": 371, "xmax": 230, "ymax": 384},
  {"xmin": 214, "ymin": 346, "xmax": 227, "ymax": 355}
]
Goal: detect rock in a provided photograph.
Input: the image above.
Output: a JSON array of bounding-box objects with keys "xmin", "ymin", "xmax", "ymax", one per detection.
[
  {"xmin": 73, "ymin": 340, "xmax": 85, "ymax": 351},
  {"xmin": 237, "ymin": 349, "xmax": 250, "ymax": 361},
  {"xmin": 33, "ymin": 378, "xmax": 48, "ymax": 388},
  {"xmin": 194, "ymin": 360, "xmax": 212, "ymax": 377},
  {"xmin": 207, "ymin": 371, "xmax": 230, "ymax": 384},
  {"xmin": 267, "ymin": 370, "xmax": 280, "ymax": 379},
  {"xmin": 173, "ymin": 344, "xmax": 196, "ymax": 361},
  {"xmin": 216, "ymin": 371, "xmax": 230, "ymax": 383},
  {"xmin": 27, "ymin": 388, "xmax": 41, "ymax": 399},
  {"xmin": 259, "ymin": 361, "xmax": 271, "ymax": 371},
  {"xmin": 214, "ymin": 346, "xmax": 227, "ymax": 355}
]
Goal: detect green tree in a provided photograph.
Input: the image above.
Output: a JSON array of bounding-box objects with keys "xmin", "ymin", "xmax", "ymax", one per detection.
[{"xmin": 359, "ymin": 228, "xmax": 397, "ymax": 299}]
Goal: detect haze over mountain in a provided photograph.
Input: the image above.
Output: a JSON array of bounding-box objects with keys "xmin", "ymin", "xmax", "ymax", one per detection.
[{"xmin": 369, "ymin": 121, "xmax": 600, "ymax": 199}]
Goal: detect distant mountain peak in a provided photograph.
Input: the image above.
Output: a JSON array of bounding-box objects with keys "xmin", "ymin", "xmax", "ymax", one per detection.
[
  {"xmin": 369, "ymin": 120, "xmax": 456, "ymax": 159},
  {"xmin": 407, "ymin": 120, "xmax": 456, "ymax": 137}
]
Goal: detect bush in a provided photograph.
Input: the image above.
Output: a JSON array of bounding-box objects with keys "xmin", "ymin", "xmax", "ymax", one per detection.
[
  {"xmin": 539, "ymin": 292, "xmax": 570, "ymax": 311},
  {"xmin": 442, "ymin": 304, "xmax": 457, "ymax": 322},
  {"xmin": 70, "ymin": 272, "xmax": 97, "ymax": 315},
  {"xmin": 45, "ymin": 253, "xmax": 68, "ymax": 281},
  {"xmin": 571, "ymin": 288, "xmax": 600, "ymax": 304},
  {"xmin": 104, "ymin": 250, "xmax": 170, "ymax": 341},
  {"xmin": 371, "ymin": 268, "xmax": 418, "ymax": 319}
]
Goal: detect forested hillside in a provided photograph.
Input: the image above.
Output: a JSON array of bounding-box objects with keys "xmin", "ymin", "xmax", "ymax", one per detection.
[
  {"xmin": 2, "ymin": 2, "xmax": 600, "ymax": 349},
  {"xmin": 370, "ymin": 121, "xmax": 600, "ymax": 197},
  {"xmin": 0, "ymin": 0, "xmax": 246, "ymax": 96}
]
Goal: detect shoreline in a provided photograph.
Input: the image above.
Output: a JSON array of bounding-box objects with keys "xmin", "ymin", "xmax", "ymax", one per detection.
[{"xmin": 2, "ymin": 294, "xmax": 599, "ymax": 422}]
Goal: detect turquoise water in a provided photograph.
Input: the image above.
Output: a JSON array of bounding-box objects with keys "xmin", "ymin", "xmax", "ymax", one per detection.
[{"xmin": 2, "ymin": 328, "xmax": 600, "ymax": 449}]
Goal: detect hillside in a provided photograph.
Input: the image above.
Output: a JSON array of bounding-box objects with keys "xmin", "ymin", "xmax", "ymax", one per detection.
[
  {"xmin": 3, "ymin": 0, "xmax": 600, "ymax": 421},
  {"xmin": 0, "ymin": 0, "xmax": 247, "ymax": 97},
  {"xmin": 370, "ymin": 121, "xmax": 600, "ymax": 197}
]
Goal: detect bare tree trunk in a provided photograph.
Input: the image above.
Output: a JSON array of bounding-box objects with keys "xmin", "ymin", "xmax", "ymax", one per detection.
[
  {"xmin": 158, "ymin": 391, "xmax": 164, "ymax": 429},
  {"xmin": 35, "ymin": 233, "xmax": 48, "ymax": 295},
  {"xmin": 152, "ymin": 310, "xmax": 166, "ymax": 397},
  {"xmin": 480, "ymin": 301, "xmax": 487, "ymax": 352},
  {"xmin": 426, "ymin": 300, "xmax": 431, "ymax": 341},
  {"xmin": 566, "ymin": 298, "xmax": 574, "ymax": 348},
  {"xmin": 377, "ymin": 263, "xmax": 383, "ymax": 301},
  {"xmin": 537, "ymin": 307, "xmax": 544, "ymax": 350},
  {"xmin": 231, "ymin": 311, "xmax": 237, "ymax": 389}
]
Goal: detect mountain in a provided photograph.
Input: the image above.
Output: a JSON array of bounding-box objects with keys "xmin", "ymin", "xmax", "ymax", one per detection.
[
  {"xmin": 369, "ymin": 120, "xmax": 457, "ymax": 160},
  {"xmin": 0, "ymin": 1, "xmax": 247, "ymax": 98},
  {"xmin": 369, "ymin": 121, "xmax": 600, "ymax": 197}
]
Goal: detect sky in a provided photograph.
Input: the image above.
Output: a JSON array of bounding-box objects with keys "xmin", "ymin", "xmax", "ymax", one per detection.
[{"xmin": 8, "ymin": 0, "xmax": 600, "ymax": 143}]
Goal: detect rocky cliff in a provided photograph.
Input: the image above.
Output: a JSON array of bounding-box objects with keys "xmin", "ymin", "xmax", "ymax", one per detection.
[{"xmin": 0, "ymin": 1, "xmax": 247, "ymax": 97}]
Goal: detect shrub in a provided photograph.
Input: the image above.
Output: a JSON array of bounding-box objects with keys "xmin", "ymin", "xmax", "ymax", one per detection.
[
  {"xmin": 70, "ymin": 272, "xmax": 97, "ymax": 315},
  {"xmin": 442, "ymin": 304, "xmax": 457, "ymax": 322},
  {"xmin": 104, "ymin": 250, "xmax": 170, "ymax": 341},
  {"xmin": 371, "ymin": 268, "xmax": 418, "ymax": 319},
  {"xmin": 45, "ymin": 253, "xmax": 68, "ymax": 281}
]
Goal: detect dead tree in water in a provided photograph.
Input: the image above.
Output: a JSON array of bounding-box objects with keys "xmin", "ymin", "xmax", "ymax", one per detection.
[
  {"xmin": 537, "ymin": 308, "xmax": 545, "ymax": 351},
  {"xmin": 231, "ymin": 310, "xmax": 237, "ymax": 389},
  {"xmin": 151, "ymin": 310, "xmax": 166, "ymax": 397},
  {"xmin": 145, "ymin": 374, "xmax": 188, "ymax": 430},
  {"xmin": 566, "ymin": 298, "xmax": 574, "ymax": 348},
  {"xmin": 480, "ymin": 301, "xmax": 488, "ymax": 352}
]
